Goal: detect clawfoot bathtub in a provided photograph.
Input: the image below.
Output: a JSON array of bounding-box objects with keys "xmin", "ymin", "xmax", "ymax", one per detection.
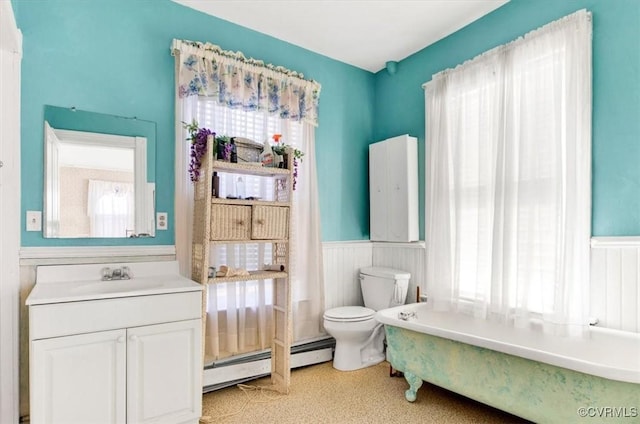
[{"xmin": 377, "ymin": 303, "xmax": 640, "ymax": 423}]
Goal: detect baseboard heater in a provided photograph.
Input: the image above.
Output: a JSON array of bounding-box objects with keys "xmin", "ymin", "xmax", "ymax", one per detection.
[{"xmin": 202, "ymin": 337, "xmax": 335, "ymax": 393}]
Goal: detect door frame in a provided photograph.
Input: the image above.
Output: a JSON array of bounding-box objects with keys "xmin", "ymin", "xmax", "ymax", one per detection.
[{"xmin": 0, "ymin": 1, "xmax": 22, "ymax": 422}]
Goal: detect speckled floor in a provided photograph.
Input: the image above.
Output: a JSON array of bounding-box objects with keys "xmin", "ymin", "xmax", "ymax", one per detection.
[{"xmin": 201, "ymin": 361, "xmax": 530, "ymax": 423}]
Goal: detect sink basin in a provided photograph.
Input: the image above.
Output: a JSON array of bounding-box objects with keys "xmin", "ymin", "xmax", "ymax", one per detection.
[
  {"xmin": 26, "ymin": 261, "xmax": 203, "ymax": 306},
  {"xmin": 72, "ymin": 279, "xmax": 164, "ymax": 295}
]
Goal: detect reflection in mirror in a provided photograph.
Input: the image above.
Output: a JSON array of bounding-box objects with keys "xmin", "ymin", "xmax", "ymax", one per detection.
[{"xmin": 43, "ymin": 106, "xmax": 156, "ymax": 238}]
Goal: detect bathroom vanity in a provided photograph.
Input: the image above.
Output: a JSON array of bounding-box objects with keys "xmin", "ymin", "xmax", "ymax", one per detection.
[{"xmin": 26, "ymin": 261, "xmax": 203, "ymax": 424}]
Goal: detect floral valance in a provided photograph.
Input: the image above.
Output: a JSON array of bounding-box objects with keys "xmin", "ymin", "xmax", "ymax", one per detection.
[{"xmin": 171, "ymin": 39, "xmax": 321, "ymax": 127}]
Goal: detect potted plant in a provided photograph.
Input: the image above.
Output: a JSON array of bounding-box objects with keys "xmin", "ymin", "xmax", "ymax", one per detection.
[
  {"xmin": 271, "ymin": 134, "xmax": 304, "ymax": 190},
  {"xmin": 183, "ymin": 119, "xmax": 238, "ymax": 182},
  {"xmin": 213, "ymin": 135, "xmax": 232, "ymax": 160}
]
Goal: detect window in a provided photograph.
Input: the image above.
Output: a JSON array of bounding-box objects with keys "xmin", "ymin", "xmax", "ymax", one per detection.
[
  {"xmin": 197, "ymin": 98, "xmax": 301, "ymax": 313},
  {"xmin": 425, "ymin": 10, "xmax": 591, "ymax": 334}
]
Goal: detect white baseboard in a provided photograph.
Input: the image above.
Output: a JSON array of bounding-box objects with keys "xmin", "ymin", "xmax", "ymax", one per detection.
[{"xmin": 203, "ymin": 347, "xmax": 333, "ymax": 390}]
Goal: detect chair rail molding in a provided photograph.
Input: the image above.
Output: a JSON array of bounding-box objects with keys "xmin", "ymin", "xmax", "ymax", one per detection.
[
  {"xmin": 591, "ymin": 236, "xmax": 640, "ymax": 248},
  {"xmin": 20, "ymin": 245, "xmax": 176, "ymax": 264}
]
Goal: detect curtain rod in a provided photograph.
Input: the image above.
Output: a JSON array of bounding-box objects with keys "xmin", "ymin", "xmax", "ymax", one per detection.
[{"xmin": 421, "ymin": 9, "xmax": 591, "ymax": 91}]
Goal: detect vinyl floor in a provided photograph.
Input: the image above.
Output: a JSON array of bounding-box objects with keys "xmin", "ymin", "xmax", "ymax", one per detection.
[{"xmin": 201, "ymin": 361, "xmax": 530, "ymax": 424}]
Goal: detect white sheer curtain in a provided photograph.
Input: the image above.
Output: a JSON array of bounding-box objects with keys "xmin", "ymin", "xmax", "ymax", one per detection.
[
  {"xmin": 172, "ymin": 40, "xmax": 325, "ymax": 362},
  {"xmin": 196, "ymin": 102, "xmax": 325, "ymax": 359},
  {"xmin": 87, "ymin": 179, "xmax": 135, "ymax": 237},
  {"xmin": 425, "ymin": 10, "xmax": 592, "ymax": 336}
]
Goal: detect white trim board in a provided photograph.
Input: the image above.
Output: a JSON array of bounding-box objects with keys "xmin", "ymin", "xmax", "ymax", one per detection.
[
  {"xmin": 591, "ymin": 236, "xmax": 640, "ymax": 248},
  {"xmin": 20, "ymin": 245, "xmax": 176, "ymax": 266},
  {"xmin": 0, "ymin": 1, "xmax": 22, "ymax": 422},
  {"xmin": 372, "ymin": 241, "xmax": 426, "ymax": 249}
]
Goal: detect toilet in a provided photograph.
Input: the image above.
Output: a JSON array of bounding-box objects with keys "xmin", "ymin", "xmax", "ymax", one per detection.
[{"xmin": 323, "ymin": 266, "xmax": 411, "ymax": 371}]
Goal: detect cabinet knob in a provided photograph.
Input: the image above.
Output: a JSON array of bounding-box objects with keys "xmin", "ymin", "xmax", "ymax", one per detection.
[
  {"xmin": 117, "ymin": 336, "xmax": 126, "ymax": 343},
  {"xmin": 256, "ymin": 219, "xmax": 265, "ymax": 225},
  {"xmin": 129, "ymin": 335, "xmax": 138, "ymax": 341},
  {"xmin": 235, "ymin": 220, "xmax": 244, "ymax": 226}
]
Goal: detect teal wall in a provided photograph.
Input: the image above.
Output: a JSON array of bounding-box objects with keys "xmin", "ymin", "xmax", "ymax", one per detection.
[
  {"xmin": 14, "ymin": 0, "xmax": 374, "ymax": 246},
  {"xmin": 374, "ymin": 0, "xmax": 640, "ymax": 238},
  {"xmin": 14, "ymin": 0, "xmax": 640, "ymax": 246}
]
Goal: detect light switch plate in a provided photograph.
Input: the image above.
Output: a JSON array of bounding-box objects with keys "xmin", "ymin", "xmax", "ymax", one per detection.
[
  {"xmin": 26, "ymin": 211, "xmax": 42, "ymax": 231},
  {"xmin": 156, "ymin": 212, "xmax": 168, "ymax": 230}
]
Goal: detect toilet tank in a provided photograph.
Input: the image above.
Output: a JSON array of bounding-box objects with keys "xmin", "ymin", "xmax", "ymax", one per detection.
[{"xmin": 359, "ymin": 266, "xmax": 411, "ymax": 311}]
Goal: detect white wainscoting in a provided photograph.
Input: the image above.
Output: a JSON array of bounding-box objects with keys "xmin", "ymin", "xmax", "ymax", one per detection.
[
  {"xmin": 372, "ymin": 242, "xmax": 426, "ymax": 303},
  {"xmin": 323, "ymin": 239, "xmax": 638, "ymax": 333},
  {"xmin": 322, "ymin": 241, "xmax": 373, "ymax": 310},
  {"xmin": 322, "ymin": 241, "xmax": 427, "ymax": 311},
  {"xmin": 591, "ymin": 237, "xmax": 640, "ymax": 333}
]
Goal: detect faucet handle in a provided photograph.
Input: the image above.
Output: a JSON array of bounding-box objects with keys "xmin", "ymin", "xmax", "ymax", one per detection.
[
  {"xmin": 101, "ymin": 267, "xmax": 112, "ymax": 281},
  {"xmin": 121, "ymin": 266, "xmax": 131, "ymax": 280}
]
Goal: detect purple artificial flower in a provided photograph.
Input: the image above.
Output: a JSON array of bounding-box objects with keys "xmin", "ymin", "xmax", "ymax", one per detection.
[{"xmin": 186, "ymin": 124, "xmax": 214, "ymax": 182}]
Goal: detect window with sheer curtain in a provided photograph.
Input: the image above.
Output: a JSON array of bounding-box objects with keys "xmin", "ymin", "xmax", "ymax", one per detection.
[
  {"xmin": 198, "ymin": 99, "xmax": 297, "ymax": 359},
  {"xmin": 172, "ymin": 39, "xmax": 325, "ymax": 366},
  {"xmin": 87, "ymin": 179, "xmax": 134, "ymax": 237},
  {"xmin": 178, "ymin": 96, "xmax": 325, "ymax": 362},
  {"xmin": 425, "ymin": 10, "xmax": 592, "ymax": 336}
]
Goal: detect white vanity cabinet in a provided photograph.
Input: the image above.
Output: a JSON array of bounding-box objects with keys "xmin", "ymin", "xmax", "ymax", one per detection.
[
  {"xmin": 26, "ymin": 261, "xmax": 203, "ymax": 424},
  {"xmin": 126, "ymin": 319, "xmax": 201, "ymax": 424},
  {"xmin": 31, "ymin": 328, "xmax": 127, "ymax": 423},
  {"xmin": 369, "ymin": 134, "xmax": 419, "ymax": 242}
]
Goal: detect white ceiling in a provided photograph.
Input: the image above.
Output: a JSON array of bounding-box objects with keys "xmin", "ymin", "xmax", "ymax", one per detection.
[{"xmin": 172, "ymin": 0, "xmax": 508, "ymax": 73}]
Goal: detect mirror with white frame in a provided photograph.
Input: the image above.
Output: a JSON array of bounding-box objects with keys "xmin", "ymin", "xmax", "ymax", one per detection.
[{"xmin": 43, "ymin": 105, "xmax": 156, "ymax": 238}]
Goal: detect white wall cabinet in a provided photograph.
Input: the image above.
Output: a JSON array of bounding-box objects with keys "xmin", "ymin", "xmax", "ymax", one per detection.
[
  {"xmin": 369, "ymin": 134, "xmax": 419, "ymax": 242},
  {"xmin": 27, "ymin": 261, "xmax": 203, "ymax": 424}
]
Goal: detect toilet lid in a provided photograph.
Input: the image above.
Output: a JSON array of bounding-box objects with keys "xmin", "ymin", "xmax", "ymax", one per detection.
[{"xmin": 324, "ymin": 306, "xmax": 376, "ymax": 322}]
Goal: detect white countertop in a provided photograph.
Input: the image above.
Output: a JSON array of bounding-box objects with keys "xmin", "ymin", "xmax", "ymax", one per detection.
[{"xmin": 26, "ymin": 261, "xmax": 203, "ymax": 306}]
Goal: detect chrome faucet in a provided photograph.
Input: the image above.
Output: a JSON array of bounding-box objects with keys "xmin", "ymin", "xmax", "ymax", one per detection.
[
  {"xmin": 101, "ymin": 266, "xmax": 131, "ymax": 281},
  {"xmin": 398, "ymin": 311, "xmax": 416, "ymax": 321}
]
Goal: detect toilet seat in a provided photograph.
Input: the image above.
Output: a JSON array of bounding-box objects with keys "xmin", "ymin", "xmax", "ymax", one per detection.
[{"xmin": 323, "ymin": 306, "xmax": 375, "ymax": 322}]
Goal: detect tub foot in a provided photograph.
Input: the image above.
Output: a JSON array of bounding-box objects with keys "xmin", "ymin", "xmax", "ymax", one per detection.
[{"xmin": 404, "ymin": 371, "xmax": 423, "ymax": 402}]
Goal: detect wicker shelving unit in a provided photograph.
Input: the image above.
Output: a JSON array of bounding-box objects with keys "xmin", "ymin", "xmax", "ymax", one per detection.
[{"xmin": 191, "ymin": 138, "xmax": 293, "ymax": 394}]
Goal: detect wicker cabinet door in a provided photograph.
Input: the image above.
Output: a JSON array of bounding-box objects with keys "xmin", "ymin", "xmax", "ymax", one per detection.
[
  {"xmin": 210, "ymin": 204, "xmax": 252, "ymax": 240},
  {"xmin": 251, "ymin": 206, "xmax": 289, "ymax": 240}
]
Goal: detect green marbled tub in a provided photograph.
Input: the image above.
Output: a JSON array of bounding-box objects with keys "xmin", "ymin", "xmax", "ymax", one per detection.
[{"xmin": 380, "ymin": 307, "xmax": 639, "ymax": 424}]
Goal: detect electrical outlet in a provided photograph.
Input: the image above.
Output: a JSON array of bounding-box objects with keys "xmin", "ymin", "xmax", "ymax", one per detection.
[
  {"xmin": 156, "ymin": 212, "xmax": 168, "ymax": 230},
  {"xmin": 26, "ymin": 211, "xmax": 42, "ymax": 231}
]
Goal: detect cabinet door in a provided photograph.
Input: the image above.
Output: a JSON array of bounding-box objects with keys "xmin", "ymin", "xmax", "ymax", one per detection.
[
  {"xmin": 210, "ymin": 204, "xmax": 251, "ymax": 240},
  {"xmin": 30, "ymin": 329, "xmax": 126, "ymax": 424},
  {"xmin": 386, "ymin": 136, "xmax": 411, "ymax": 241},
  {"xmin": 369, "ymin": 140, "xmax": 388, "ymax": 241},
  {"xmin": 127, "ymin": 319, "xmax": 202, "ymax": 424},
  {"xmin": 369, "ymin": 135, "xmax": 419, "ymax": 242},
  {"xmin": 251, "ymin": 205, "xmax": 289, "ymax": 239}
]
